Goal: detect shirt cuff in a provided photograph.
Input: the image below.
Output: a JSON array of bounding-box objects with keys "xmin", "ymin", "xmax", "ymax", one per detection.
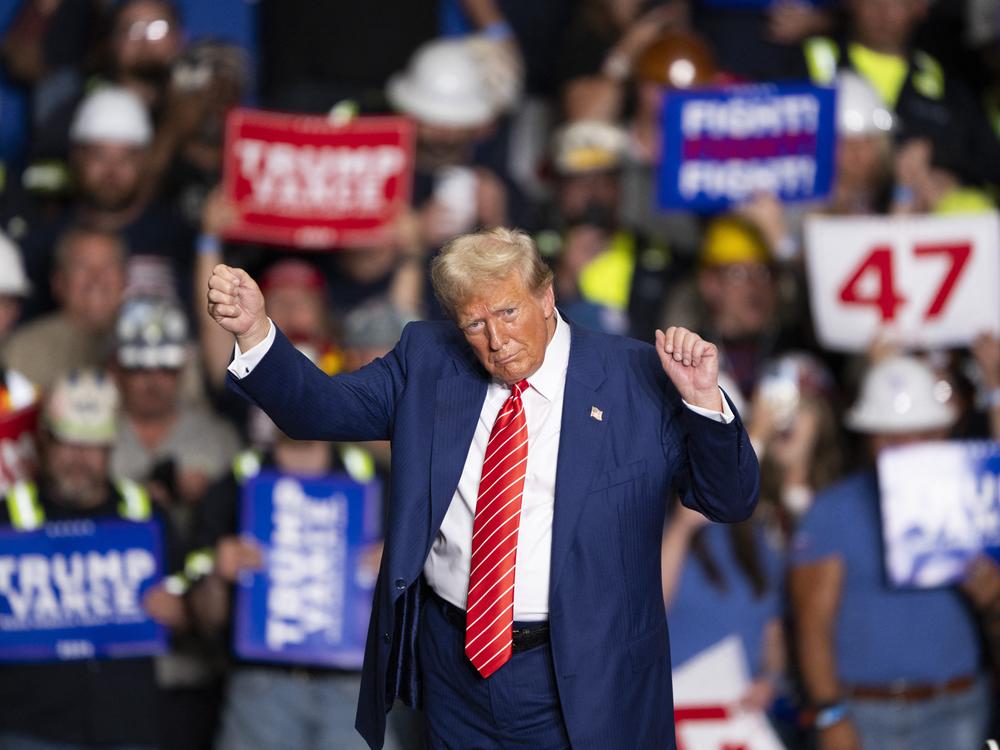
[
  {"xmin": 227, "ymin": 318, "xmax": 275, "ymax": 379},
  {"xmin": 681, "ymin": 387, "xmax": 735, "ymax": 424}
]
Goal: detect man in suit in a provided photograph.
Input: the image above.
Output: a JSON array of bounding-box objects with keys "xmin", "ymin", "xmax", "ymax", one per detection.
[{"xmin": 207, "ymin": 227, "xmax": 759, "ymax": 749}]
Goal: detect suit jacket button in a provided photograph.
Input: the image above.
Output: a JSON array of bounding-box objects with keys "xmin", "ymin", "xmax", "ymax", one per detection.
[
  {"xmin": 383, "ymin": 632, "xmax": 391, "ymax": 644},
  {"xmin": 394, "ymin": 578, "xmax": 406, "ymax": 590}
]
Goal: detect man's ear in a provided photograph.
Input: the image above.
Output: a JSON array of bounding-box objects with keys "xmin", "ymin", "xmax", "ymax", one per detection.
[
  {"xmin": 541, "ymin": 283, "xmax": 556, "ymax": 318},
  {"xmin": 50, "ymin": 270, "xmax": 66, "ymax": 306}
]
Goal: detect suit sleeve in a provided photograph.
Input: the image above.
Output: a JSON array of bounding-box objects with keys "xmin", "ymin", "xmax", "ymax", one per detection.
[
  {"xmin": 225, "ymin": 323, "xmax": 409, "ymax": 442},
  {"xmin": 668, "ymin": 384, "xmax": 760, "ymax": 524}
]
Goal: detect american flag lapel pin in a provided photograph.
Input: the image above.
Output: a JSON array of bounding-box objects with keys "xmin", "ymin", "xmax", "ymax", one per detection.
[{"xmin": 590, "ymin": 406, "xmax": 603, "ymax": 422}]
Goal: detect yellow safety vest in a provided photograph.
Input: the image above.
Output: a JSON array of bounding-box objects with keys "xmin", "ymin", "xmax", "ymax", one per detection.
[{"xmin": 4, "ymin": 478, "xmax": 152, "ymax": 531}]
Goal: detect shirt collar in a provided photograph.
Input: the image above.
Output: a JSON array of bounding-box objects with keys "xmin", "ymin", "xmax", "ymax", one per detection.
[{"xmin": 524, "ymin": 311, "xmax": 570, "ymax": 402}]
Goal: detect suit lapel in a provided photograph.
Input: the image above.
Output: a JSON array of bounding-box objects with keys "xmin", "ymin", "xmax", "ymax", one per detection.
[
  {"xmin": 429, "ymin": 357, "xmax": 487, "ymax": 540},
  {"xmin": 549, "ymin": 324, "xmax": 608, "ymax": 595}
]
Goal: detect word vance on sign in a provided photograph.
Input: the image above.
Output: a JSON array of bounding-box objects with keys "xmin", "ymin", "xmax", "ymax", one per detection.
[
  {"xmin": 0, "ymin": 520, "xmax": 166, "ymax": 662},
  {"xmin": 658, "ymin": 83, "xmax": 836, "ymax": 212},
  {"xmin": 235, "ymin": 471, "xmax": 382, "ymax": 669},
  {"xmin": 222, "ymin": 109, "xmax": 415, "ymax": 249}
]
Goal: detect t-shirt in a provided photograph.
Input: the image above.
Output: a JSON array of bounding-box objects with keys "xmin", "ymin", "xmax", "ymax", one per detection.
[
  {"xmin": 791, "ymin": 471, "xmax": 981, "ymax": 685},
  {"xmin": 667, "ymin": 522, "xmax": 783, "ymax": 675}
]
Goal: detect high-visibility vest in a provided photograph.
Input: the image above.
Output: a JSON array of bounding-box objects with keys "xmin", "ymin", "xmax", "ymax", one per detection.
[
  {"xmin": 803, "ymin": 36, "xmax": 945, "ymax": 105},
  {"xmin": 4, "ymin": 478, "xmax": 152, "ymax": 531},
  {"xmin": 184, "ymin": 446, "xmax": 377, "ymax": 582}
]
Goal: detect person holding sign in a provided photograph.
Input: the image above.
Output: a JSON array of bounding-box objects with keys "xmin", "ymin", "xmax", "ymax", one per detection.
[
  {"xmin": 790, "ymin": 356, "xmax": 996, "ymax": 750},
  {"xmin": 208, "ymin": 226, "xmax": 760, "ymax": 749},
  {"xmin": 0, "ymin": 370, "xmax": 185, "ymax": 750}
]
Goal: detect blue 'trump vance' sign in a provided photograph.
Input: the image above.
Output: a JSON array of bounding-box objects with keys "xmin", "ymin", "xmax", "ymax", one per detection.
[
  {"xmin": 235, "ymin": 471, "xmax": 382, "ymax": 669},
  {"xmin": 0, "ymin": 519, "xmax": 166, "ymax": 662}
]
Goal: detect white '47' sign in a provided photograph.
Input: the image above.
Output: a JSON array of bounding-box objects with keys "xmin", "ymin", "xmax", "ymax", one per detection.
[{"xmin": 804, "ymin": 212, "xmax": 1000, "ymax": 352}]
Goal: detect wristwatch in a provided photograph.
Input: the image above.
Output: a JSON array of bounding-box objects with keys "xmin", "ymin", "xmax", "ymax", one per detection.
[{"xmin": 814, "ymin": 702, "xmax": 849, "ymax": 730}]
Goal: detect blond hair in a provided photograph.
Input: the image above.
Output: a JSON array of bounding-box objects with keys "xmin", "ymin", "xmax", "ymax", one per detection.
[{"xmin": 430, "ymin": 227, "xmax": 554, "ymax": 317}]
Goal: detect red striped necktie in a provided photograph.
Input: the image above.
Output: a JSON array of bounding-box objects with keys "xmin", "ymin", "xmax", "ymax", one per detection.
[{"xmin": 465, "ymin": 379, "xmax": 530, "ymax": 678}]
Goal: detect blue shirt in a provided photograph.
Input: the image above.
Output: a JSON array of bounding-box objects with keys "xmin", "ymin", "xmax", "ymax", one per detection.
[
  {"xmin": 791, "ymin": 471, "xmax": 981, "ymax": 684},
  {"xmin": 667, "ymin": 523, "xmax": 783, "ymax": 675}
]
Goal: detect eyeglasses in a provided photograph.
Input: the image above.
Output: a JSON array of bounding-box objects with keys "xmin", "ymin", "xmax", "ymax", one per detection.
[
  {"xmin": 716, "ymin": 264, "xmax": 774, "ymax": 285},
  {"xmin": 122, "ymin": 18, "xmax": 172, "ymax": 42}
]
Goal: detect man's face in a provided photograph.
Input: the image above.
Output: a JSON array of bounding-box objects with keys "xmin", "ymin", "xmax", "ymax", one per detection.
[
  {"xmin": 111, "ymin": 0, "xmax": 182, "ymax": 95},
  {"xmin": 44, "ymin": 438, "xmax": 110, "ymax": 508},
  {"xmin": 455, "ymin": 272, "xmax": 556, "ymax": 385},
  {"xmin": 265, "ymin": 287, "xmax": 326, "ymax": 339},
  {"xmin": 53, "ymin": 235, "xmax": 126, "ymax": 332},
  {"xmin": 836, "ymin": 135, "xmax": 889, "ymax": 193},
  {"xmin": 869, "ymin": 428, "xmax": 949, "ymax": 457},
  {"xmin": 850, "ymin": 0, "xmax": 926, "ymax": 52},
  {"xmin": 0, "ymin": 296, "xmax": 21, "ymax": 339},
  {"xmin": 118, "ymin": 367, "xmax": 181, "ymax": 421},
  {"xmin": 698, "ymin": 262, "xmax": 777, "ymax": 339},
  {"xmin": 416, "ymin": 122, "xmax": 481, "ymax": 168},
  {"xmin": 73, "ymin": 141, "xmax": 145, "ymax": 211},
  {"xmin": 557, "ymin": 172, "xmax": 621, "ymax": 228}
]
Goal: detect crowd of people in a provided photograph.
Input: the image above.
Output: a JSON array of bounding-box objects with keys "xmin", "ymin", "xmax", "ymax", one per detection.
[{"xmin": 1, "ymin": 0, "xmax": 999, "ymax": 749}]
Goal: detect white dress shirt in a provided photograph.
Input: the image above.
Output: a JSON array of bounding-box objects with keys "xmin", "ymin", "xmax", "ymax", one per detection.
[{"xmin": 230, "ymin": 314, "xmax": 734, "ymax": 621}]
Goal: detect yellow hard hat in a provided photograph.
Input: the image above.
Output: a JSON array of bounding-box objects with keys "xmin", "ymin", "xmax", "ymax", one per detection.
[{"xmin": 699, "ymin": 215, "xmax": 771, "ymax": 267}]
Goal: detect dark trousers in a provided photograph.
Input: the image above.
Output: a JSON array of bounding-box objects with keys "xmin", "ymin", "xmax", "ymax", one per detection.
[{"xmin": 418, "ymin": 594, "xmax": 571, "ymax": 750}]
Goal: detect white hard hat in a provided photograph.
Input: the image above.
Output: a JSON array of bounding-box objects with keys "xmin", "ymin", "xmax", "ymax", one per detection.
[
  {"xmin": 552, "ymin": 120, "xmax": 629, "ymax": 175},
  {"xmin": 836, "ymin": 72, "xmax": 894, "ymax": 137},
  {"xmin": 70, "ymin": 86, "xmax": 153, "ymax": 146},
  {"xmin": 0, "ymin": 229, "xmax": 30, "ymax": 297},
  {"xmin": 386, "ymin": 38, "xmax": 496, "ymax": 128},
  {"xmin": 44, "ymin": 369, "xmax": 120, "ymax": 446},
  {"xmin": 114, "ymin": 297, "xmax": 189, "ymax": 370},
  {"xmin": 845, "ymin": 356, "xmax": 955, "ymax": 434}
]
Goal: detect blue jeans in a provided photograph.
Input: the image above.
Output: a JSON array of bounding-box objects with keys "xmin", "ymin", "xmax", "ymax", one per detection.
[
  {"xmin": 847, "ymin": 676, "xmax": 991, "ymax": 750},
  {"xmin": 216, "ymin": 667, "xmax": 403, "ymax": 750},
  {"xmin": 0, "ymin": 733, "xmax": 153, "ymax": 750}
]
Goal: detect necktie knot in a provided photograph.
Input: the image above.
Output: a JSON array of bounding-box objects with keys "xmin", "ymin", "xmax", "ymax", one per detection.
[{"xmin": 511, "ymin": 379, "xmax": 529, "ymax": 397}]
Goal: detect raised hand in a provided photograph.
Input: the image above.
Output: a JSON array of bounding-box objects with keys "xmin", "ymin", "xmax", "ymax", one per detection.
[
  {"xmin": 654, "ymin": 326, "xmax": 722, "ymax": 411},
  {"xmin": 207, "ymin": 263, "xmax": 269, "ymax": 350}
]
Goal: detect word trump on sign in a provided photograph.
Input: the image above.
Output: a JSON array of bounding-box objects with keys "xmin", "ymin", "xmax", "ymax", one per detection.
[
  {"xmin": 804, "ymin": 212, "xmax": 1000, "ymax": 352},
  {"xmin": 222, "ymin": 110, "xmax": 415, "ymax": 249},
  {"xmin": 0, "ymin": 520, "xmax": 166, "ymax": 662},
  {"xmin": 658, "ymin": 83, "xmax": 836, "ymax": 212},
  {"xmin": 235, "ymin": 471, "xmax": 381, "ymax": 669}
]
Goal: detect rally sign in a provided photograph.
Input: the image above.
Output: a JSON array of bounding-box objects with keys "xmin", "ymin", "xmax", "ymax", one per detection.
[
  {"xmin": 234, "ymin": 471, "xmax": 382, "ymax": 668},
  {"xmin": 222, "ymin": 109, "xmax": 415, "ymax": 249},
  {"xmin": 673, "ymin": 635, "xmax": 785, "ymax": 750},
  {"xmin": 658, "ymin": 83, "xmax": 835, "ymax": 212},
  {"xmin": 879, "ymin": 440, "xmax": 1000, "ymax": 588},
  {"xmin": 0, "ymin": 519, "xmax": 166, "ymax": 661},
  {"xmin": 0, "ymin": 404, "xmax": 38, "ymax": 495},
  {"xmin": 804, "ymin": 212, "xmax": 1000, "ymax": 352}
]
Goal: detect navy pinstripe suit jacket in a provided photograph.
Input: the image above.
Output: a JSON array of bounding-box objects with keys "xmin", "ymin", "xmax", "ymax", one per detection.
[{"xmin": 228, "ymin": 317, "xmax": 759, "ymax": 749}]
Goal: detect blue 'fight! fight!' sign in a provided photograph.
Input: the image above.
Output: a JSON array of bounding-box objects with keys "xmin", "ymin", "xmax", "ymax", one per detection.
[
  {"xmin": 235, "ymin": 471, "xmax": 382, "ymax": 669},
  {"xmin": 658, "ymin": 83, "xmax": 837, "ymax": 212},
  {"xmin": 0, "ymin": 520, "xmax": 166, "ymax": 662}
]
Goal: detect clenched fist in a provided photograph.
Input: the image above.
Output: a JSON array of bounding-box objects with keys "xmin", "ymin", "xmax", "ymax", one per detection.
[
  {"xmin": 654, "ymin": 326, "xmax": 723, "ymax": 411},
  {"xmin": 207, "ymin": 264, "xmax": 269, "ymax": 350}
]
